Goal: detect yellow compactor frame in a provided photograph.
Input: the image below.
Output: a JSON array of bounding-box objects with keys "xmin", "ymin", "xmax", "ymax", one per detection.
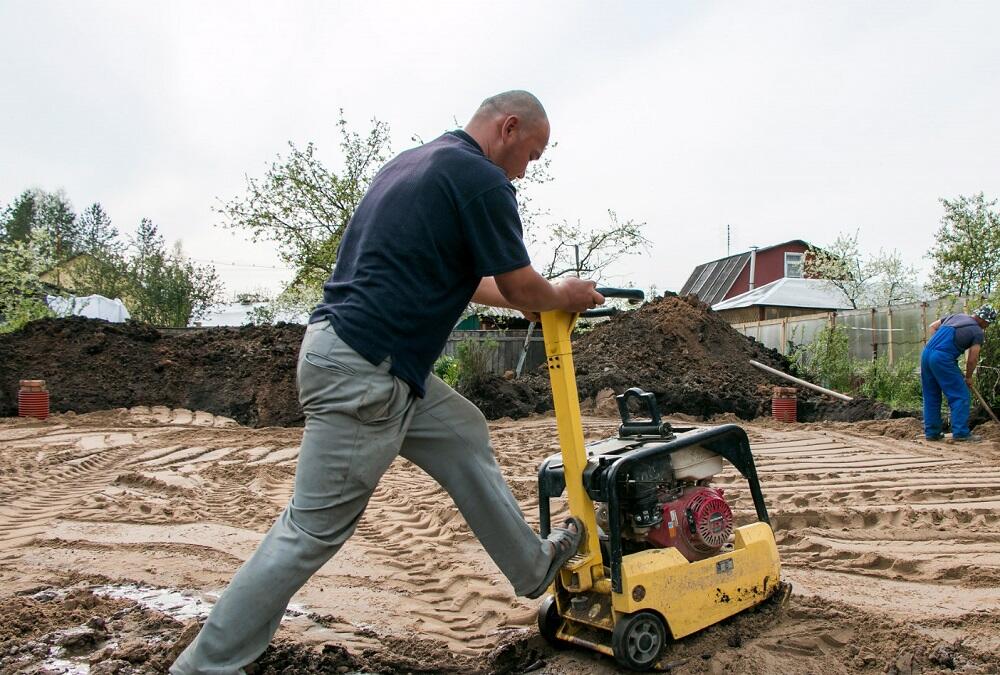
[{"xmin": 538, "ymin": 305, "xmax": 782, "ymax": 669}]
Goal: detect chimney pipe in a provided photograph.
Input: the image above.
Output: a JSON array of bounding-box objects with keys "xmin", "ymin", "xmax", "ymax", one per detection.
[{"xmin": 748, "ymin": 246, "xmax": 758, "ymax": 291}]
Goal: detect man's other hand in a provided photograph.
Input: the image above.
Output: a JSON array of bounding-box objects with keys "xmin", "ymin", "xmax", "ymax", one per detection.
[{"xmin": 556, "ymin": 278, "xmax": 605, "ymax": 313}]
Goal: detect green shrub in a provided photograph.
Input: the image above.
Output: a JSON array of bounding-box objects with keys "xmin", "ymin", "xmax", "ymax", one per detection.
[
  {"xmin": 433, "ymin": 354, "xmax": 460, "ymax": 388},
  {"xmin": 857, "ymin": 356, "xmax": 922, "ymax": 410},
  {"xmin": 795, "ymin": 325, "xmax": 853, "ymax": 393},
  {"xmin": 455, "ymin": 338, "xmax": 498, "ymax": 387},
  {"xmin": 974, "ymin": 295, "xmax": 1000, "ymax": 409},
  {"xmin": 794, "ymin": 325, "xmax": 921, "ymax": 410},
  {"xmin": 0, "ymin": 297, "xmax": 54, "ymax": 334}
]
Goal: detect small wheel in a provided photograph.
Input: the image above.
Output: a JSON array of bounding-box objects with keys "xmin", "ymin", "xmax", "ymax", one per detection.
[
  {"xmin": 537, "ymin": 594, "xmax": 563, "ymax": 647},
  {"xmin": 612, "ymin": 610, "xmax": 667, "ymax": 671}
]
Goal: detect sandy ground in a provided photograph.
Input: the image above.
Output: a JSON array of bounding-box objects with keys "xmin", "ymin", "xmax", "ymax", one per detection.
[{"xmin": 0, "ymin": 407, "xmax": 998, "ymax": 674}]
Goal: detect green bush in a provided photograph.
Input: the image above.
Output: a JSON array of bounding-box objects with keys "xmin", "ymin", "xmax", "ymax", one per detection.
[
  {"xmin": 973, "ymin": 294, "xmax": 1000, "ymax": 409},
  {"xmin": 433, "ymin": 354, "xmax": 460, "ymax": 388},
  {"xmin": 0, "ymin": 230, "xmax": 56, "ymax": 333},
  {"xmin": 795, "ymin": 325, "xmax": 853, "ymax": 393},
  {"xmin": 858, "ymin": 356, "xmax": 922, "ymax": 410},
  {"xmin": 795, "ymin": 325, "xmax": 921, "ymax": 410},
  {"xmin": 455, "ymin": 338, "xmax": 498, "ymax": 387}
]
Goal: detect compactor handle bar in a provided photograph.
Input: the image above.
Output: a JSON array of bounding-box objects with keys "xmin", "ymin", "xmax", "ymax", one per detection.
[{"xmin": 579, "ymin": 287, "xmax": 644, "ymax": 318}]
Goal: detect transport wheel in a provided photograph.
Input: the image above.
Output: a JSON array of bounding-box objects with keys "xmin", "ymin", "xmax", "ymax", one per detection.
[
  {"xmin": 612, "ymin": 611, "xmax": 667, "ymax": 671},
  {"xmin": 537, "ymin": 595, "xmax": 563, "ymax": 647}
]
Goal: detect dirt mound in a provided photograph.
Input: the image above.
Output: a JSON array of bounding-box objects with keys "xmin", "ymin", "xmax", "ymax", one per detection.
[
  {"xmin": 2, "ymin": 309, "xmax": 898, "ymax": 428},
  {"xmin": 462, "ymin": 295, "xmax": 905, "ymax": 423},
  {"xmin": 0, "ymin": 317, "xmax": 303, "ymax": 427},
  {"xmin": 481, "ymin": 295, "xmax": 793, "ymax": 420},
  {"xmin": 458, "ymin": 376, "xmax": 546, "ymax": 420}
]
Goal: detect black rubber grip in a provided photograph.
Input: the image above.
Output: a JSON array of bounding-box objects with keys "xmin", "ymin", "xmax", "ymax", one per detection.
[
  {"xmin": 579, "ymin": 307, "xmax": 620, "ymax": 319},
  {"xmin": 595, "ymin": 287, "xmax": 645, "ymax": 302}
]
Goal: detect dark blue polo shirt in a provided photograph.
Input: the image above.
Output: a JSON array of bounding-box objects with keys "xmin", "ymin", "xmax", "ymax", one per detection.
[{"xmin": 310, "ymin": 130, "xmax": 531, "ymax": 397}]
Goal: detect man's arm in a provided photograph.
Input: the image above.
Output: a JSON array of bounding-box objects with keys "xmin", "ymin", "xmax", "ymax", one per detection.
[
  {"xmin": 472, "ymin": 267, "xmax": 604, "ymax": 314},
  {"xmin": 966, "ymin": 343, "xmax": 981, "ymax": 384}
]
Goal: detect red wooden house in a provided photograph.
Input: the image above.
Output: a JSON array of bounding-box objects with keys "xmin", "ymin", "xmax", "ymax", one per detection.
[{"xmin": 679, "ymin": 240, "xmax": 811, "ymax": 305}]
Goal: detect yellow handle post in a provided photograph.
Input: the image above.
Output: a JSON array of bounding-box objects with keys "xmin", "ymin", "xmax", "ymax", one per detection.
[{"xmin": 540, "ymin": 309, "xmax": 605, "ymax": 591}]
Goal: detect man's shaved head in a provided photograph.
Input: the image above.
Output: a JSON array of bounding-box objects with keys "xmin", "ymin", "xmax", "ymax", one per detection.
[
  {"xmin": 473, "ymin": 90, "xmax": 548, "ymax": 126},
  {"xmin": 465, "ymin": 90, "xmax": 550, "ymax": 180}
]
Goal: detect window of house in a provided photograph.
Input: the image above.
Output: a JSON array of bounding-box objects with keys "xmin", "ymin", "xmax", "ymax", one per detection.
[{"xmin": 784, "ymin": 252, "xmax": 804, "ymax": 278}]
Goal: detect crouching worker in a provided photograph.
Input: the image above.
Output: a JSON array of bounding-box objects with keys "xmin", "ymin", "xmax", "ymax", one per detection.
[
  {"xmin": 921, "ymin": 304, "xmax": 996, "ymax": 441},
  {"xmin": 171, "ymin": 90, "xmax": 600, "ymax": 675}
]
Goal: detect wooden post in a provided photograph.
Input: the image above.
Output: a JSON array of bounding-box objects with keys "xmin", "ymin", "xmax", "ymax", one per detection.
[
  {"xmin": 886, "ymin": 308, "xmax": 894, "ymax": 365},
  {"xmin": 921, "ymin": 302, "xmax": 928, "ymax": 345},
  {"xmin": 781, "ymin": 317, "xmax": 788, "ymax": 355},
  {"xmin": 871, "ymin": 307, "xmax": 878, "ymax": 361}
]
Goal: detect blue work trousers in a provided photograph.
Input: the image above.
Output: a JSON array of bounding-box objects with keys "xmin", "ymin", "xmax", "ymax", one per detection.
[{"xmin": 921, "ymin": 325, "xmax": 971, "ymax": 439}]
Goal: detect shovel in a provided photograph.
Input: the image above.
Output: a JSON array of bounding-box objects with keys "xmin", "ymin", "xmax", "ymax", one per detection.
[{"xmin": 969, "ymin": 381, "xmax": 1000, "ymax": 424}]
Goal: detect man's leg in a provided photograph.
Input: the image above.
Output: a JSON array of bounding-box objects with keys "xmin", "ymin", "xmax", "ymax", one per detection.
[
  {"xmin": 172, "ymin": 323, "xmax": 414, "ymax": 675},
  {"xmin": 930, "ymin": 354, "xmax": 971, "ymax": 438},
  {"xmin": 398, "ymin": 375, "xmax": 553, "ymax": 596},
  {"xmin": 921, "ymin": 351, "xmax": 943, "ymax": 439}
]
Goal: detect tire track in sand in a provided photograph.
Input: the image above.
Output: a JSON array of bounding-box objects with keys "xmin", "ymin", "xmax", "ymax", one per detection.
[
  {"xmin": 0, "ymin": 430, "xmax": 135, "ymax": 548},
  {"xmin": 739, "ymin": 428, "xmax": 1000, "ymax": 595}
]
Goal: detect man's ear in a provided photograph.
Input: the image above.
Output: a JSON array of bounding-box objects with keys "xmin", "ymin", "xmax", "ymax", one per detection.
[{"xmin": 502, "ymin": 115, "xmax": 519, "ymax": 139}]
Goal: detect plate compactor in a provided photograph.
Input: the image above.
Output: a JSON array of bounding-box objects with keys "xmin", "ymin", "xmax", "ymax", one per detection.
[{"xmin": 535, "ymin": 288, "xmax": 783, "ymax": 671}]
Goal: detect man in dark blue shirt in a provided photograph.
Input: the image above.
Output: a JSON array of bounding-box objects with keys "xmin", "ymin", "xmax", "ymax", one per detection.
[
  {"xmin": 173, "ymin": 91, "xmax": 604, "ymax": 675},
  {"xmin": 922, "ymin": 305, "xmax": 996, "ymax": 441}
]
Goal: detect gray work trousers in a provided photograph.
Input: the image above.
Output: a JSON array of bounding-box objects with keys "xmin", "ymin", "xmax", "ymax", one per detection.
[{"xmin": 171, "ymin": 320, "xmax": 554, "ymax": 675}]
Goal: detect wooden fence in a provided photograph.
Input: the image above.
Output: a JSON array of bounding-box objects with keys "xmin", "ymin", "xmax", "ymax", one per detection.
[{"xmin": 444, "ymin": 330, "xmax": 546, "ymax": 375}]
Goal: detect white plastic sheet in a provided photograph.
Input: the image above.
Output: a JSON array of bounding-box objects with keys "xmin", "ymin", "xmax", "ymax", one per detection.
[{"xmin": 46, "ymin": 294, "xmax": 131, "ymax": 322}]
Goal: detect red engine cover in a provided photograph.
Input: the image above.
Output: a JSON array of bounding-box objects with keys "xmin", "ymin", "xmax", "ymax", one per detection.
[{"xmin": 646, "ymin": 486, "xmax": 733, "ymax": 562}]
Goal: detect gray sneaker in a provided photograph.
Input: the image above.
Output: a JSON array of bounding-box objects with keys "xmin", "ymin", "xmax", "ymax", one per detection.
[{"xmin": 952, "ymin": 433, "xmax": 982, "ymax": 442}]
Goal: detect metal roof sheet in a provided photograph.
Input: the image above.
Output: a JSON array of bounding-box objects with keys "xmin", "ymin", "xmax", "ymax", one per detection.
[
  {"xmin": 711, "ymin": 277, "xmax": 853, "ymax": 311},
  {"xmin": 679, "ymin": 253, "xmax": 749, "ymax": 305}
]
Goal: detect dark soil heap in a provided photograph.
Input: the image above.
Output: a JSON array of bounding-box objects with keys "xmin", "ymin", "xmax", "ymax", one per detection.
[
  {"xmin": 532, "ymin": 294, "xmax": 793, "ymax": 419},
  {"xmin": 0, "ymin": 317, "xmax": 304, "ymax": 427},
  {"xmin": 1, "ymin": 303, "xmax": 896, "ymax": 427},
  {"xmin": 464, "ymin": 295, "xmax": 898, "ymax": 422}
]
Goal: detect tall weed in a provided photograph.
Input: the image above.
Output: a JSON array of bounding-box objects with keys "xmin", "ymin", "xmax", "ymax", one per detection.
[
  {"xmin": 454, "ymin": 338, "xmax": 498, "ymax": 387},
  {"xmin": 795, "ymin": 325, "xmax": 921, "ymax": 410}
]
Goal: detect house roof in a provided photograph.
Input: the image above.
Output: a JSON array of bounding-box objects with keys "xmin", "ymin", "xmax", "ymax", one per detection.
[
  {"xmin": 679, "ymin": 240, "xmax": 811, "ymax": 305},
  {"xmin": 711, "ymin": 277, "xmax": 853, "ymax": 312},
  {"xmin": 679, "ymin": 252, "xmax": 751, "ymax": 305}
]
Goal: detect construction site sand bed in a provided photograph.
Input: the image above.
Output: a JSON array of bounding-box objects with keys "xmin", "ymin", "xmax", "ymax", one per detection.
[{"xmin": 1, "ymin": 408, "xmax": 997, "ymax": 674}]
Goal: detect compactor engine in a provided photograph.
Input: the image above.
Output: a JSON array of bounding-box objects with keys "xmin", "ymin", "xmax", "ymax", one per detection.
[{"xmin": 597, "ymin": 455, "xmax": 734, "ymax": 563}]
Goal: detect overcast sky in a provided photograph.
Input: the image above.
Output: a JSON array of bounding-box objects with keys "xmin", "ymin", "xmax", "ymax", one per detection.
[{"xmin": 2, "ymin": 1, "xmax": 998, "ymax": 297}]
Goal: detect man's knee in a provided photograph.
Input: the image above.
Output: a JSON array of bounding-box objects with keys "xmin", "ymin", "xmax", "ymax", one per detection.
[{"xmin": 284, "ymin": 500, "xmax": 363, "ymax": 548}]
